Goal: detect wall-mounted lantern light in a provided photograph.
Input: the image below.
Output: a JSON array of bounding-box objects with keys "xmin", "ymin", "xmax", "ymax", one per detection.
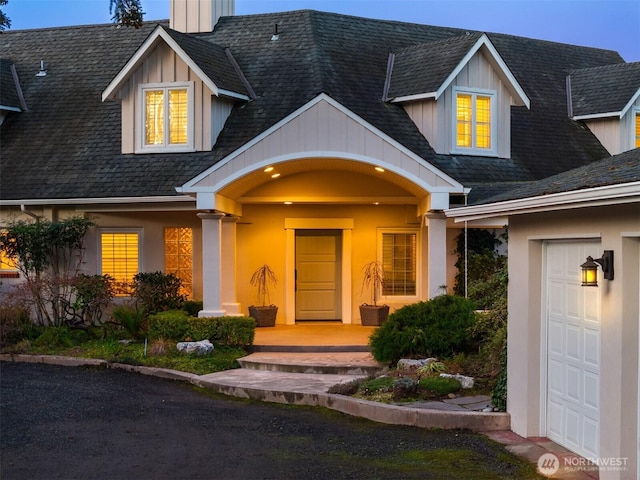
[{"xmin": 580, "ymin": 250, "xmax": 614, "ymax": 287}]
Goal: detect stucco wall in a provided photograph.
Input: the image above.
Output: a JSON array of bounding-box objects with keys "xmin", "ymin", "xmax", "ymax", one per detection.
[{"xmin": 507, "ymin": 203, "xmax": 640, "ymax": 478}]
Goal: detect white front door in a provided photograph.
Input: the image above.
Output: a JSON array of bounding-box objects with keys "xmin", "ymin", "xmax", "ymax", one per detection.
[
  {"xmin": 545, "ymin": 241, "xmax": 601, "ymax": 459},
  {"xmin": 295, "ymin": 231, "xmax": 342, "ymax": 321}
]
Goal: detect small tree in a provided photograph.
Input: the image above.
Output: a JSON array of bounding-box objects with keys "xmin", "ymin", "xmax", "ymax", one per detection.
[{"xmin": 0, "ymin": 217, "xmax": 95, "ymax": 325}]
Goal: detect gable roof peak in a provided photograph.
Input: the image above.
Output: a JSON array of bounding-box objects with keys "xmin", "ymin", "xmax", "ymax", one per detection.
[
  {"xmin": 385, "ymin": 32, "xmax": 529, "ymax": 108},
  {"xmin": 101, "ymin": 24, "xmax": 251, "ymax": 102}
]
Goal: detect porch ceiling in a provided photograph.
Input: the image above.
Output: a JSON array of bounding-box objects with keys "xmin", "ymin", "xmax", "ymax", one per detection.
[{"xmin": 219, "ymin": 157, "xmax": 427, "ymax": 204}]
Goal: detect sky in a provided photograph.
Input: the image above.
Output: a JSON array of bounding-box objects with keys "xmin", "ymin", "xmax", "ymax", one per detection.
[{"xmin": 3, "ymin": 0, "xmax": 640, "ymax": 62}]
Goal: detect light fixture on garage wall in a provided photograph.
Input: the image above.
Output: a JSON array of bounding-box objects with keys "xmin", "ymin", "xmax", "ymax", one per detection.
[{"xmin": 580, "ymin": 251, "xmax": 614, "ymax": 287}]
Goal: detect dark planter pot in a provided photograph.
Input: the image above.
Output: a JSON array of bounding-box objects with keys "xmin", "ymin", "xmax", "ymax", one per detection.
[
  {"xmin": 359, "ymin": 304, "xmax": 389, "ymax": 326},
  {"xmin": 249, "ymin": 305, "xmax": 278, "ymax": 327}
]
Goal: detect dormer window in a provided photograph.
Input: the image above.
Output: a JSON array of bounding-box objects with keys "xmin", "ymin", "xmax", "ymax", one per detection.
[
  {"xmin": 137, "ymin": 82, "xmax": 194, "ymax": 153},
  {"xmin": 634, "ymin": 108, "xmax": 640, "ymax": 149},
  {"xmin": 453, "ymin": 87, "xmax": 497, "ymax": 156}
]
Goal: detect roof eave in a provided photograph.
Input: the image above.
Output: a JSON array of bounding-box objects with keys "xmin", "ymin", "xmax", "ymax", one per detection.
[
  {"xmin": 2, "ymin": 195, "xmax": 196, "ymax": 206},
  {"xmin": 445, "ymin": 182, "xmax": 640, "ymax": 222},
  {"xmin": 390, "ymin": 92, "xmax": 437, "ymax": 103}
]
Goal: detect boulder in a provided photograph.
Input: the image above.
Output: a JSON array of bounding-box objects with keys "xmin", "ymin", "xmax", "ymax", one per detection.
[
  {"xmin": 176, "ymin": 339, "xmax": 214, "ymax": 355},
  {"xmin": 397, "ymin": 358, "xmax": 438, "ymax": 370},
  {"xmin": 440, "ymin": 373, "xmax": 474, "ymax": 389}
]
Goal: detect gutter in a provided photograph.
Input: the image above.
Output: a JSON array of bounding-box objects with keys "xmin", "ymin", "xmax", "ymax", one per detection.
[{"xmin": 445, "ymin": 182, "xmax": 640, "ymax": 223}]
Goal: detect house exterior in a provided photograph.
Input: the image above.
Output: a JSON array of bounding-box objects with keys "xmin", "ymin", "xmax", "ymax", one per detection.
[
  {"xmin": 447, "ymin": 148, "xmax": 640, "ymax": 478},
  {"xmin": 1, "ymin": 0, "xmax": 637, "ymax": 329}
]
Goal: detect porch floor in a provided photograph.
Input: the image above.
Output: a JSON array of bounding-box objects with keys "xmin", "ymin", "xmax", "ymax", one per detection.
[{"xmin": 252, "ymin": 324, "xmax": 377, "ymax": 352}]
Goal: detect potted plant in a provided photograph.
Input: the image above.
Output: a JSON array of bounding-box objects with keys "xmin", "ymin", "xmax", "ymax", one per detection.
[
  {"xmin": 359, "ymin": 261, "xmax": 390, "ymax": 326},
  {"xmin": 248, "ymin": 264, "xmax": 278, "ymax": 327}
]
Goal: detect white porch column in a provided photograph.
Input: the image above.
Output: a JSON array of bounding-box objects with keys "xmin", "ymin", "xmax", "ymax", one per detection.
[
  {"xmin": 198, "ymin": 212, "xmax": 225, "ymax": 317},
  {"xmin": 221, "ymin": 216, "xmax": 241, "ymax": 316},
  {"xmin": 424, "ymin": 212, "xmax": 447, "ymax": 299}
]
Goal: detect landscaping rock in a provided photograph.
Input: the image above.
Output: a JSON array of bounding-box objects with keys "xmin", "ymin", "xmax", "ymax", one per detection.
[
  {"xmin": 397, "ymin": 358, "xmax": 437, "ymax": 370},
  {"xmin": 440, "ymin": 373, "xmax": 474, "ymax": 389},
  {"xmin": 176, "ymin": 339, "xmax": 214, "ymax": 355}
]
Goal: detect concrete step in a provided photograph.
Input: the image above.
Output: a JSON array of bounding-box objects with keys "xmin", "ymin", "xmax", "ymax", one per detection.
[{"xmin": 237, "ymin": 352, "xmax": 388, "ymax": 376}]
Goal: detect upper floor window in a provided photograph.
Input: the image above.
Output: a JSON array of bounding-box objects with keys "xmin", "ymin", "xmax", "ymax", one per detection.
[
  {"xmin": 635, "ymin": 109, "xmax": 640, "ymax": 149},
  {"xmin": 453, "ymin": 87, "xmax": 497, "ymax": 156},
  {"xmin": 138, "ymin": 82, "xmax": 194, "ymax": 153}
]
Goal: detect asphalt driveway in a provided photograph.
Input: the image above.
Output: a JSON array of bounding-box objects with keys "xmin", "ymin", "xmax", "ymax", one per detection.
[{"xmin": 0, "ymin": 362, "xmax": 539, "ymax": 479}]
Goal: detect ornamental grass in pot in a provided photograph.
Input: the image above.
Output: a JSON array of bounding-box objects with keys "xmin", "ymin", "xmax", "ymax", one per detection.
[
  {"xmin": 248, "ymin": 264, "xmax": 278, "ymax": 327},
  {"xmin": 359, "ymin": 261, "xmax": 389, "ymax": 326}
]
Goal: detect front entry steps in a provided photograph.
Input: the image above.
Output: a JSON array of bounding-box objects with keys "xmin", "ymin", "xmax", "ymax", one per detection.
[{"xmin": 237, "ymin": 352, "xmax": 388, "ymax": 376}]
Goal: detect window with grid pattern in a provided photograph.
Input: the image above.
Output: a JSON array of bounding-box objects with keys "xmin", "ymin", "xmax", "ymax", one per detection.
[
  {"xmin": 381, "ymin": 232, "xmax": 417, "ymax": 296},
  {"xmin": 635, "ymin": 111, "xmax": 640, "ymax": 149},
  {"xmin": 140, "ymin": 83, "xmax": 192, "ymax": 152},
  {"xmin": 0, "ymin": 232, "xmax": 18, "ymax": 277},
  {"xmin": 164, "ymin": 227, "xmax": 193, "ymax": 299},
  {"xmin": 455, "ymin": 89, "xmax": 494, "ymax": 153},
  {"xmin": 101, "ymin": 232, "xmax": 139, "ymax": 295}
]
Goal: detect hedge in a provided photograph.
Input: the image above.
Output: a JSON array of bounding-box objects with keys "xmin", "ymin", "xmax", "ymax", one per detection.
[{"xmin": 148, "ymin": 310, "xmax": 256, "ymax": 347}]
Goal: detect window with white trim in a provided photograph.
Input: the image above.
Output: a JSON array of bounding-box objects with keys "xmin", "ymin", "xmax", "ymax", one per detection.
[
  {"xmin": 100, "ymin": 231, "xmax": 140, "ymax": 295},
  {"xmin": 138, "ymin": 82, "xmax": 194, "ymax": 153},
  {"xmin": 634, "ymin": 108, "xmax": 640, "ymax": 149},
  {"xmin": 453, "ymin": 87, "xmax": 497, "ymax": 155},
  {"xmin": 380, "ymin": 230, "xmax": 418, "ymax": 297},
  {"xmin": 0, "ymin": 231, "xmax": 19, "ymax": 278}
]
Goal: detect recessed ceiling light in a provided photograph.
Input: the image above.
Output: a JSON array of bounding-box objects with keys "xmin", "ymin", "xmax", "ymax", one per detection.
[
  {"xmin": 264, "ymin": 166, "xmax": 274, "ymax": 173},
  {"xmin": 375, "ymin": 167, "xmax": 385, "ymax": 173},
  {"xmin": 271, "ymin": 173, "xmax": 281, "ymax": 178},
  {"xmin": 284, "ymin": 201, "xmax": 293, "ymax": 205}
]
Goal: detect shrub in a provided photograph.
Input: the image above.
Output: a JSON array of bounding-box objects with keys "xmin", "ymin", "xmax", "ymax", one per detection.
[
  {"xmin": 392, "ymin": 376, "xmax": 418, "ymax": 399},
  {"xmin": 369, "ymin": 294, "xmax": 476, "ymax": 364},
  {"xmin": 33, "ymin": 326, "xmax": 90, "ymax": 349},
  {"xmin": 148, "ymin": 311, "xmax": 256, "ymax": 347},
  {"xmin": 133, "ymin": 272, "xmax": 185, "ymax": 313},
  {"xmin": 419, "ymin": 376, "xmax": 462, "ymax": 396},
  {"xmin": 112, "ymin": 304, "xmax": 146, "ymax": 339},
  {"xmin": 147, "ymin": 310, "xmax": 190, "ymax": 340},
  {"xmin": 182, "ymin": 300, "xmax": 203, "ymax": 317},
  {"xmin": 0, "ymin": 303, "xmax": 38, "ymax": 345},
  {"xmin": 492, "ymin": 334, "xmax": 508, "ymax": 411},
  {"xmin": 68, "ymin": 274, "xmax": 115, "ymax": 328}
]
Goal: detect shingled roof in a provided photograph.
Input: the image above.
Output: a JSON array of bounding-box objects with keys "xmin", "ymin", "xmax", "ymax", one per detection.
[
  {"xmin": 470, "ymin": 147, "xmax": 640, "ymax": 205},
  {"xmin": 0, "ymin": 10, "xmax": 626, "ymax": 202},
  {"xmin": 385, "ymin": 32, "xmax": 484, "ymax": 100},
  {"xmin": 569, "ymin": 61, "xmax": 640, "ymax": 118}
]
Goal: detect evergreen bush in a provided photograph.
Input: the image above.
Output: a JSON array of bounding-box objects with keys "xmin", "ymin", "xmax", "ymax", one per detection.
[
  {"xmin": 369, "ymin": 294, "xmax": 476, "ymax": 364},
  {"xmin": 147, "ymin": 311, "xmax": 256, "ymax": 347},
  {"xmin": 132, "ymin": 272, "xmax": 184, "ymax": 313}
]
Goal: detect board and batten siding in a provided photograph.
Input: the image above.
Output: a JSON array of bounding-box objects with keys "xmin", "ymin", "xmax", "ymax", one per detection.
[
  {"xmin": 403, "ymin": 49, "xmax": 515, "ymax": 158},
  {"xmin": 118, "ymin": 42, "xmax": 217, "ymax": 153},
  {"xmin": 192, "ymin": 97, "xmax": 458, "ymax": 191}
]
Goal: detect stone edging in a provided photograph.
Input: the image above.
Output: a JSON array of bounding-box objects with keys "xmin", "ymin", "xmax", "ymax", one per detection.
[{"xmin": 0, "ymin": 354, "xmax": 510, "ymax": 432}]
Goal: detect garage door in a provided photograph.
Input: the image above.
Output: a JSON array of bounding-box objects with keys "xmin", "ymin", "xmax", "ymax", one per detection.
[{"xmin": 545, "ymin": 241, "xmax": 600, "ymax": 459}]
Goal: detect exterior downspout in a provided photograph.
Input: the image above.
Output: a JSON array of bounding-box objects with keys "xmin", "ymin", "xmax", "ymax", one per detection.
[{"xmin": 20, "ymin": 204, "xmax": 39, "ymax": 221}]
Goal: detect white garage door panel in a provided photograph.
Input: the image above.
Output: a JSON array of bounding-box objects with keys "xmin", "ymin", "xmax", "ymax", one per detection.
[{"xmin": 545, "ymin": 242, "xmax": 600, "ymax": 459}]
